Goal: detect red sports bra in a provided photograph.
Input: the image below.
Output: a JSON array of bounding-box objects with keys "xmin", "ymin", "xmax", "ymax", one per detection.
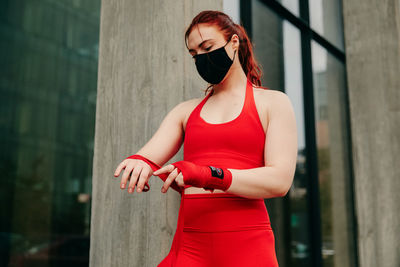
[{"xmin": 183, "ymin": 79, "xmax": 266, "ymax": 189}]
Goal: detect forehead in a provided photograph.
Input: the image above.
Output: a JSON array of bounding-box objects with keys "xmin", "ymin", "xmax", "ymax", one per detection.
[{"xmin": 187, "ymin": 24, "xmax": 225, "ymax": 50}]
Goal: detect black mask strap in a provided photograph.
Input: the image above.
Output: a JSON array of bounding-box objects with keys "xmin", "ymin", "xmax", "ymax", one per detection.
[{"xmin": 224, "ymin": 36, "xmax": 237, "ymax": 62}]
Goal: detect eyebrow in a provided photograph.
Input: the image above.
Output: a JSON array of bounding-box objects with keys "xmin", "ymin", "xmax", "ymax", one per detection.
[{"xmin": 188, "ymin": 39, "xmax": 213, "ymax": 53}]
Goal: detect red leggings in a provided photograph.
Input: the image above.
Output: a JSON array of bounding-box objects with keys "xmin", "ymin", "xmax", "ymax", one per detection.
[{"xmin": 157, "ymin": 192, "xmax": 279, "ymax": 267}]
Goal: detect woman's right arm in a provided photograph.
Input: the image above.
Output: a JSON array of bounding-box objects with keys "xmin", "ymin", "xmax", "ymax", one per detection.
[
  {"xmin": 114, "ymin": 99, "xmax": 198, "ymax": 193},
  {"xmin": 134, "ymin": 100, "xmax": 189, "ymax": 166}
]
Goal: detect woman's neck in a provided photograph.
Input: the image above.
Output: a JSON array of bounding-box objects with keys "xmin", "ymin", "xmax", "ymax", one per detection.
[{"xmin": 211, "ymin": 65, "xmax": 248, "ymax": 97}]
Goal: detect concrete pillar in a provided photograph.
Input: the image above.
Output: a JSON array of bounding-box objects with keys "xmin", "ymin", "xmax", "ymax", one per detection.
[
  {"xmin": 90, "ymin": 1, "xmax": 222, "ymax": 266},
  {"xmin": 342, "ymin": 1, "xmax": 400, "ymax": 267}
]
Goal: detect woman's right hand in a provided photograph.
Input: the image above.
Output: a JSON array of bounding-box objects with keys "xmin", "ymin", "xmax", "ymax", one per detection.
[{"xmin": 114, "ymin": 158, "xmax": 153, "ymax": 194}]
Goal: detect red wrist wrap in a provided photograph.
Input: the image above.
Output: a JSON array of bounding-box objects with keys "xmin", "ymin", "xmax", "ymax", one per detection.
[
  {"xmin": 125, "ymin": 154, "xmax": 183, "ymax": 193},
  {"xmin": 171, "ymin": 161, "xmax": 232, "ymax": 192}
]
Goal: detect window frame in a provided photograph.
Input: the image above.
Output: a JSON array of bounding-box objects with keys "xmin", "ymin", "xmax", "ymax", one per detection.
[{"xmin": 240, "ymin": 1, "xmax": 358, "ymax": 266}]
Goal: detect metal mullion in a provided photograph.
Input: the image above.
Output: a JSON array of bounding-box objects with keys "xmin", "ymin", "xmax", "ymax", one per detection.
[
  {"xmin": 258, "ymin": 0, "xmax": 345, "ymax": 63},
  {"xmin": 299, "ymin": 0, "xmax": 323, "ymax": 266},
  {"xmin": 301, "ymin": 34, "xmax": 323, "ymax": 267},
  {"xmin": 240, "ymin": 0, "xmax": 252, "ymax": 39},
  {"xmin": 311, "ymin": 30, "xmax": 345, "ymax": 63}
]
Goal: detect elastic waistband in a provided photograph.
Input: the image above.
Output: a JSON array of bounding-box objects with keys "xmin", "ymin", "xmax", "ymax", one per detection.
[
  {"xmin": 183, "ymin": 192, "xmax": 253, "ymax": 199},
  {"xmin": 182, "ymin": 193, "xmax": 271, "ymax": 233}
]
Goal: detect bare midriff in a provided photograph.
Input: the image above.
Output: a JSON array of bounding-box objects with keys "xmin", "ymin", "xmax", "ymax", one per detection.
[{"xmin": 184, "ymin": 187, "xmax": 226, "ymax": 195}]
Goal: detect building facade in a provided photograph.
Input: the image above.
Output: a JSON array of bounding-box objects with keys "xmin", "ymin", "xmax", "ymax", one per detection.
[{"xmin": 1, "ymin": 0, "xmax": 399, "ymax": 267}]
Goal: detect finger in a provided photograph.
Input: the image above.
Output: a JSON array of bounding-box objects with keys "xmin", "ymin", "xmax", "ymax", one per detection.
[
  {"xmin": 114, "ymin": 160, "xmax": 127, "ymax": 177},
  {"xmin": 136, "ymin": 167, "xmax": 150, "ymax": 193},
  {"xmin": 161, "ymin": 168, "xmax": 179, "ymax": 193},
  {"xmin": 153, "ymin": 164, "xmax": 175, "ymax": 175},
  {"xmin": 153, "ymin": 165, "xmax": 172, "ymax": 175},
  {"xmin": 120, "ymin": 164, "xmax": 134, "ymax": 189},
  {"xmin": 127, "ymin": 166, "xmax": 142, "ymax": 193},
  {"xmin": 175, "ymin": 172, "xmax": 185, "ymax": 187}
]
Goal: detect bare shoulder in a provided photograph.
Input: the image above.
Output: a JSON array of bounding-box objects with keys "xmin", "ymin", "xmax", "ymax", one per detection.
[
  {"xmin": 175, "ymin": 97, "xmax": 202, "ymax": 113},
  {"xmin": 253, "ymin": 87, "xmax": 293, "ymax": 115},
  {"xmin": 267, "ymin": 90, "xmax": 294, "ymax": 119},
  {"xmin": 253, "ymin": 86, "xmax": 288, "ymax": 102},
  {"xmin": 252, "ymin": 87, "xmax": 294, "ymax": 134}
]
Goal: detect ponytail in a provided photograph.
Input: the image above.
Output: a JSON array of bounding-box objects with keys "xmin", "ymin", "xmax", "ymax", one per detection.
[
  {"xmin": 184, "ymin": 10, "xmax": 266, "ymax": 94},
  {"xmin": 235, "ymin": 24, "xmax": 263, "ymax": 87}
]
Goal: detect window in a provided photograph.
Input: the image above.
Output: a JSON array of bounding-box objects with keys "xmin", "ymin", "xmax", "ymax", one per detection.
[
  {"xmin": 239, "ymin": 1, "xmax": 357, "ymax": 266},
  {"xmin": 0, "ymin": 0, "xmax": 100, "ymax": 265}
]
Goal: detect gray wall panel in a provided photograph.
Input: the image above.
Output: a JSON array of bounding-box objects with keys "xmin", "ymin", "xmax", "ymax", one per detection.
[
  {"xmin": 90, "ymin": 1, "xmax": 222, "ymax": 266},
  {"xmin": 343, "ymin": 1, "xmax": 400, "ymax": 266}
]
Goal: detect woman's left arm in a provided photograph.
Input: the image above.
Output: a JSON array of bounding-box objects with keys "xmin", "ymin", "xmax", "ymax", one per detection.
[{"xmin": 226, "ymin": 90, "xmax": 298, "ymax": 199}]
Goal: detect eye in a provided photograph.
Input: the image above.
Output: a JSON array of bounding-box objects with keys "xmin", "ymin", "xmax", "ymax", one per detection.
[{"xmin": 205, "ymin": 46, "xmax": 212, "ymax": 51}]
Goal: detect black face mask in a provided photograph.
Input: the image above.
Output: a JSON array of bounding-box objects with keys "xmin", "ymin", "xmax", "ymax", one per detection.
[{"xmin": 193, "ymin": 38, "xmax": 237, "ymax": 84}]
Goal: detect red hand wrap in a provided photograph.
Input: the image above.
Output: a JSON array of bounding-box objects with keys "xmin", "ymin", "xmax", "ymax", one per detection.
[
  {"xmin": 171, "ymin": 161, "xmax": 232, "ymax": 192},
  {"xmin": 125, "ymin": 154, "xmax": 183, "ymax": 193}
]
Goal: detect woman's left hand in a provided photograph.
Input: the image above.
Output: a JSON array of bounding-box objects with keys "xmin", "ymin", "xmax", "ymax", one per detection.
[{"xmin": 153, "ymin": 164, "xmax": 185, "ymax": 193}]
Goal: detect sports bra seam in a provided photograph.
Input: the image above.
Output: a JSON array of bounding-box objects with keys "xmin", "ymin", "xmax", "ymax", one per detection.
[
  {"xmin": 186, "ymin": 114, "xmax": 265, "ymax": 132},
  {"xmin": 185, "ymin": 93, "xmax": 212, "ymax": 130}
]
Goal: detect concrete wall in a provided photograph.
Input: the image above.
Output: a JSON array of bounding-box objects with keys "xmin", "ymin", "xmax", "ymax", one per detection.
[
  {"xmin": 90, "ymin": 1, "xmax": 222, "ymax": 266},
  {"xmin": 342, "ymin": 1, "xmax": 400, "ymax": 267}
]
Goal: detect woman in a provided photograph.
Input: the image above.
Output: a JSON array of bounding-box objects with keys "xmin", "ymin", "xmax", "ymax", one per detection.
[{"xmin": 114, "ymin": 10, "xmax": 297, "ymax": 267}]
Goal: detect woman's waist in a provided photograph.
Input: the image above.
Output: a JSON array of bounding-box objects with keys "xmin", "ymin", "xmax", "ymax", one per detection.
[
  {"xmin": 183, "ymin": 151, "xmax": 264, "ymax": 169},
  {"xmin": 182, "ymin": 193, "xmax": 271, "ymax": 233}
]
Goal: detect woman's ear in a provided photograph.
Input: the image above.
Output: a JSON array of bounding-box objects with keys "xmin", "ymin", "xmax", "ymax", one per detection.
[{"xmin": 232, "ymin": 34, "xmax": 240, "ymax": 51}]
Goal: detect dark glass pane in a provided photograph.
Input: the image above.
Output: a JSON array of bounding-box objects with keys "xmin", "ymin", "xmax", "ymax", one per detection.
[
  {"xmin": 0, "ymin": 0, "xmax": 100, "ymax": 266},
  {"xmin": 282, "ymin": 22, "xmax": 311, "ymax": 267},
  {"xmin": 309, "ymin": 0, "xmax": 344, "ymax": 51},
  {"xmin": 247, "ymin": 1, "xmax": 354, "ymax": 266},
  {"xmin": 311, "ymin": 40, "xmax": 356, "ymax": 267},
  {"xmin": 278, "ymin": 0, "xmax": 300, "ymax": 17},
  {"xmin": 251, "ymin": 1, "xmax": 311, "ymax": 266}
]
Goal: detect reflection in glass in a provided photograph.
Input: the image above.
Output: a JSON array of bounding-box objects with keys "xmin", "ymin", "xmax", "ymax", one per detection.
[
  {"xmin": 251, "ymin": 1, "xmax": 311, "ymax": 266},
  {"xmin": 283, "ymin": 21, "xmax": 311, "ymax": 267},
  {"xmin": 309, "ymin": 0, "xmax": 345, "ymax": 51},
  {"xmin": 248, "ymin": 1, "xmax": 354, "ymax": 266},
  {"xmin": 311, "ymin": 40, "xmax": 356, "ymax": 267},
  {"xmin": 278, "ymin": 0, "xmax": 300, "ymax": 17},
  {"xmin": 0, "ymin": 0, "xmax": 100, "ymax": 266}
]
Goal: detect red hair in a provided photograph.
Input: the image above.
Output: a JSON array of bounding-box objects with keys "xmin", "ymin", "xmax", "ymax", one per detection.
[{"xmin": 185, "ymin": 10, "xmax": 267, "ymax": 94}]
